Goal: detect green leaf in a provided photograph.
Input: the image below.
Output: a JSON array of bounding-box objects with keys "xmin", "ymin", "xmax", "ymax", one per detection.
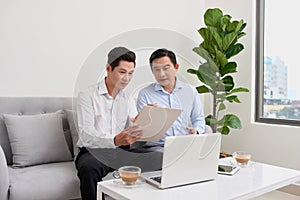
[
  {"xmin": 205, "ymin": 115, "xmax": 217, "ymax": 126},
  {"xmin": 226, "ymin": 43, "xmax": 244, "ymax": 59},
  {"xmin": 201, "ymin": 42, "xmax": 218, "ymax": 56},
  {"xmin": 193, "ymin": 46, "xmax": 211, "ymax": 62},
  {"xmin": 210, "ymin": 27, "xmax": 223, "ymax": 50},
  {"xmin": 219, "ymin": 62, "xmax": 237, "ymax": 76},
  {"xmin": 218, "ymin": 102, "xmax": 226, "ymax": 111},
  {"xmin": 198, "ymin": 28, "xmax": 212, "ymax": 42},
  {"xmin": 187, "ymin": 68, "xmax": 198, "ymax": 75},
  {"xmin": 226, "ymin": 20, "xmax": 236, "ymax": 33},
  {"xmin": 223, "ymin": 14, "xmax": 232, "ymax": 21},
  {"xmin": 204, "ymin": 8, "xmax": 223, "ymax": 27},
  {"xmin": 196, "ymin": 85, "xmax": 211, "ymax": 93},
  {"xmin": 207, "ymin": 57, "xmax": 219, "ymax": 72},
  {"xmin": 222, "ymin": 76, "xmax": 234, "ymax": 91},
  {"xmin": 215, "ymin": 49, "xmax": 228, "ymax": 69},
  {"xmin": 221, "ymin": 15, "xmax": 232, "ymax": 32},
  {"xmin": 228, "ymin": 87, "xmax": 249, "ymax": 94},
  {"xmin": 237, "ymin": 23, "xmax": 247, "ymax": 34},
  {"xmin": 197, "ymin": 62, "xmax": 219, "ymax": 88},
  {"xmin": 237, "ymin": 32, "xmax": 246, "ymax": 39},
  {"xmin": 223, "ymin": 32, "xmax": 237, "ymax": 51},
  {"xmin": 224, "ymin": 114, "xmax": 242, "ymax": 129},
  {"xmin": 217, "ymin": 126, "xmax": 230, "ymax": 135},
  {"xmin": 226, "ymin": 95, "xmax": 241, "ymax": 103},
  {"xmin": 235, "ymin": 20, "xmax": 244, "ymax": 34}
]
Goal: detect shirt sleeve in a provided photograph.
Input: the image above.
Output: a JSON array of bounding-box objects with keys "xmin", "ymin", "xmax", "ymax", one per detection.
[
  {"xmin": 191, "ymin": 88, "xmax": 206, "ymax": 134},
  {"xmin": 128, "ymin": 96, "xmax": 138, "ymax": 118},
  {"xmin": 76, "ymin": 91, "xmax": 116, "ymax": 149},
  {"xmin": 136, "ymin": 89, "xmax": 148, "ymax": 112}
]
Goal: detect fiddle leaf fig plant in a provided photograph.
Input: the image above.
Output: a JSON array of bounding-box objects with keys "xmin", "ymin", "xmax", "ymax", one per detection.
[{"xmin": 187, "ymin": 8, "xmax": 249, "ymax": 135}]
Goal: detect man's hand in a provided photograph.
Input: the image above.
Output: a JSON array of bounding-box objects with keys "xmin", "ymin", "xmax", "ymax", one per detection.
[
  {"xmin": 114, "ymin": 125, "xmax": 143, "ymax": 146},
  {"xmin": 186, "ymin": 127, "xmax": 198, "ymax": 135}
]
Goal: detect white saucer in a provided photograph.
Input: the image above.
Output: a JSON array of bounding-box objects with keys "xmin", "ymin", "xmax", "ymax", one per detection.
[
  {"xmin": 220, "ymin": 157, "xmax": 255, "ymax": 168},
  {"xmin": 113, "ymin": 178, "xmax": 145, "ymax": 188}
]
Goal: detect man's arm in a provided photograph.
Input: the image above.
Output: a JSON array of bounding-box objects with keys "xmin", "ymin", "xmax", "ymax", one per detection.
[
  {"xmin": 136, "ymin": 89, "xmax": 149, "ymax": 112},
  {"xmin": 77, "ymin": 91, "xmax": 117, "ymax": 148},
  {"xmin": 190, "ymin": 88, "xmax": 205, "ymax": 134}
]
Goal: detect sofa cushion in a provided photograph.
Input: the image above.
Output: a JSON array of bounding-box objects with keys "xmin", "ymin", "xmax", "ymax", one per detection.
[
  {"xmin": 3, "ymin": 111, "xmax": 73, "ymax": 167},
  {"xmin": 8, "ymin": 162, "xmax": 80, "ymax": 200},
  {"xmin": 65, "ymin": 109, "xmax": 79, "ymax": 158}
]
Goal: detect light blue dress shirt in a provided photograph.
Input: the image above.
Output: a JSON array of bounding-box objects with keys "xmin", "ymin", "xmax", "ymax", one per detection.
[{"xmin": 136, "ymin": 78, "xmax": 205, "ymax": 145}]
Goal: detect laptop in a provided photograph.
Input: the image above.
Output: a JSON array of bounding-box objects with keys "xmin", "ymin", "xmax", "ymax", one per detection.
[{"xmin": 141, "ymin": 133, "xmax": 221, "ymax": 189}]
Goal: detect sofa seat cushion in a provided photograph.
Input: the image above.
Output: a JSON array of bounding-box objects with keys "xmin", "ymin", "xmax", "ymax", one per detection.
[{"xmin": 8, "ymin": 162, "xmax": 80, "ymax": 200}]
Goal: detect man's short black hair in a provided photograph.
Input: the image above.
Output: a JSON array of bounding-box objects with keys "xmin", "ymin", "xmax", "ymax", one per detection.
[
  {"xmin": 149, "ymin": 48, "xmax": 177, "ymax": 68},
  {"xmin": 107, "ymin": 47, "xmax": 136, "ymax": 70}
]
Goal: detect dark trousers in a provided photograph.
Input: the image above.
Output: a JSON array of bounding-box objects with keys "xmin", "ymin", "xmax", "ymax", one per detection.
[
  {"xmin": 75, "ymin": 147, "xmax": 114, "ymax": 200},
  {"xmin": 75, "ymin": 146, "xmax": 163, "ymax": 200}
]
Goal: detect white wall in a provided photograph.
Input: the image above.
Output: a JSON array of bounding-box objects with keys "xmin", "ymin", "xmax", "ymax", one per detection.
[
  {"xmin": 0, "ymin": 0, "xmax": 205, "ymax": 97},
  {"xmin": 1, "ymin": 0, "xmax": 299, "ymax": 170},
  {"xmin": 204, "ymin": 0, "xmax": 300, "ymax": 170}
]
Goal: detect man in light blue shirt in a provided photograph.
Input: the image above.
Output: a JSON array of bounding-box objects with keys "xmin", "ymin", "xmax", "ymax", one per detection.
[{"xmin": 137, "ymin": 48, "xmax": 205, "ymax": 146}]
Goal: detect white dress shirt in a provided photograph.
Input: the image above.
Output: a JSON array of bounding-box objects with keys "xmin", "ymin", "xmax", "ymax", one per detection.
[{"xmin": 76, "ymin": 78, "xmax": 137, "ymax": 149}]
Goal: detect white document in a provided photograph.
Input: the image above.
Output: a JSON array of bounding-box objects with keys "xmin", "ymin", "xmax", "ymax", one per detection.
[{"xmin": 134, "ymin": 106, "xmax": 182, "ymax": 142}]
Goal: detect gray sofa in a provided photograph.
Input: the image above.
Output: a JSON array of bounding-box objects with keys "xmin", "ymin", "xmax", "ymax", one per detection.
[
  {"xmin": 0, "ymin": 97, "xmax": 81, "ymax": 200},
  {"xmin": 0, "ymin": 97, "xmax": 213, "ymax": 200}
]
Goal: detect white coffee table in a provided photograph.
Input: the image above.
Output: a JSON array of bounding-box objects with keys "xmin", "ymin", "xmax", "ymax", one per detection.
[{"xmin": 97, "ymin": 160, "xmax": 300, "ymax": 200}]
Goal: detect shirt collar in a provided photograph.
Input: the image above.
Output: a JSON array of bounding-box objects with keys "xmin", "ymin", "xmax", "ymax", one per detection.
[
  {"xmin": 97, "ymin": 77, "xmax": 125, "ymax": 97},
  {"xmin": 154, "ymin": 77, "xmax": 183, "ymax": 92},
  {"xmin": 98, "ymin": 78, "xmax": 108, "ymax": 95}
]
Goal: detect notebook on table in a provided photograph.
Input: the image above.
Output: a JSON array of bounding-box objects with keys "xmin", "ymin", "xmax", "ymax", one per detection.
[{"xmin": 141, "ymin": 133, "xmax": 221, "ymax": 189}]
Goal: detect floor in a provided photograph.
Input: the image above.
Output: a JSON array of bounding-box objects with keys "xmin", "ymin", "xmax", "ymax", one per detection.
[
  {"xmin": 253, "ymin": 191, "xmax": 300, "ymax": 200},
  {"xmin": 104, "ymin": 184, "xmax": 300, "ymax": 200},
  {"xmin": 253, "ymin": 184, "xmax": 300, "ymax": 200}
]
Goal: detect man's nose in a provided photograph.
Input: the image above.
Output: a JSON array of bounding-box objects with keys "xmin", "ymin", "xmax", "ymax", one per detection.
[
  {"xmin": 158, "ymin": 70, "xmax": 165, "ymax": 77},
  {"xmin": 123, "ymin": 74, "xmax": 130, "ymax": 81}
]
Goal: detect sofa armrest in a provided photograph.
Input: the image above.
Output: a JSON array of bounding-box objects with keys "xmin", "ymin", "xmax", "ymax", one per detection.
[{"xmin": 0, "ymin": 145, "xmax": 9, "ymax": 200}]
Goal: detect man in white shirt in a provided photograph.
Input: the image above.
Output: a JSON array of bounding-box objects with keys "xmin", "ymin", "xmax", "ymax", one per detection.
[{"xmin": 75, "ymin": 47, "xmax": 162, "ymax": 200}]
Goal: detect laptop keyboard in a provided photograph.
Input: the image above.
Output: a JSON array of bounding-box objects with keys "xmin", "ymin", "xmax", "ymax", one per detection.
[{"xmin": 150, "ymin": 176, "xmax": 162, "ymax": 183}]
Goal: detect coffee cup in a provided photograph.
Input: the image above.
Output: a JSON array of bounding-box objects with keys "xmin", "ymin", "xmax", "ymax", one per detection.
[
  {"xmin": 113, "ymin": 166, "xmax": 141, "ymax": 185},
  {"xmin": 232, "ymin": 151, "xmax": 251, "ymax": 167}
]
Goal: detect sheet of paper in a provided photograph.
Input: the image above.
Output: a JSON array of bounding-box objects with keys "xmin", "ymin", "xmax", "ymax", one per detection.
[{"xmin": 134, "ymin": 106, "xmax": 182, "ymax": 142}]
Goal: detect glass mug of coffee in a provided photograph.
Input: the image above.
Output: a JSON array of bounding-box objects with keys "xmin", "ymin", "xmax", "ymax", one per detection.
[
  {"xmin": 232, "ymin": 151, "xmax": 251, "ymax": 167},
  {"xmin": 112, "ymin": 166, "xmax": 141, "ymax": 185}
]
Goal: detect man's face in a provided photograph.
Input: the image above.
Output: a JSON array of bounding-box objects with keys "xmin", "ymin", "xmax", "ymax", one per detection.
[
  {"xmin": 151, "ymin": 56, "xmax": 178, "ymax": 90},
  {"xmin": 107, "ymin": 60, "xmax": 135, "ymax": 90}
]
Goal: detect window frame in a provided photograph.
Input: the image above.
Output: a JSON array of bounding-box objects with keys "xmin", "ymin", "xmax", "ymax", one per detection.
[{"xmin": 255, "ymin": 0, "xmax": 300, "ymax": 126}]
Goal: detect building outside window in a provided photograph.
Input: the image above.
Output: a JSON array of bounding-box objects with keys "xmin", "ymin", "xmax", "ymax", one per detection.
[{"xmin": 256, "ymin": 0, "xmax": 300, "ymax": 125}]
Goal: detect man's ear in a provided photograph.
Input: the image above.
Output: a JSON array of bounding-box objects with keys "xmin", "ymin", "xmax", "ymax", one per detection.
[
  {"xmin": 175, "ymin": 63, "xmax": 179, "ymax": 71},
  {"xmin": 106, "ymin": 64, "xmax": 111, "ymax": 73}
]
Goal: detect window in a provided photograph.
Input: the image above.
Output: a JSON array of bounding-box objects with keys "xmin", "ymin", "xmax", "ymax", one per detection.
[{"xmin": 256, "ymin": 0, "xmax": 300, "ymax": 126}]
